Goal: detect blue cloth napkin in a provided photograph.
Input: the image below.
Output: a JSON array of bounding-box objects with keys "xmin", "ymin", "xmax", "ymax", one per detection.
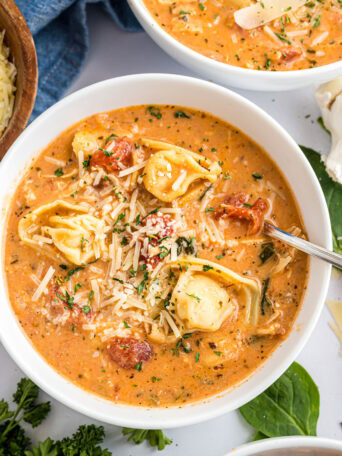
[{"xmin": 16, "ymin": 0, "xmax": 142, "ymax": 120}]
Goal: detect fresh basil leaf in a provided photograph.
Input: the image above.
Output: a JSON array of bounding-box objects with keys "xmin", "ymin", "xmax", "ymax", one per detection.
[
  {"xmin": 239, "ymin": 362, "xmax": 319, "ymax": 437},
  {"xmin": 300, "ymin": 145, "xmax": 342, "ymax": 254}
]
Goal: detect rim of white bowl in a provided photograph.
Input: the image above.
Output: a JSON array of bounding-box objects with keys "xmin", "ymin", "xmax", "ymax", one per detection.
[
  {"xmin": 0, "ymin": 74, "xmax": 332, "ymax": 428},
  {"xmin": 224, "ymin": 436, "xmax": 342, "ymax": 455},
  {"xmin": 128, "ymin": 0, "xmax": 342, "ymax": 86}
]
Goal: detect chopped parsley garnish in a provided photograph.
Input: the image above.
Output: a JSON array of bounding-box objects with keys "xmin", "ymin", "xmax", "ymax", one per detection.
[
  {"xmin": 274, "ymin": 33, "xmax": 291, "ymax": 44},
  {"xmin": 80, "ymin": 236, "xmax": 87, "ymax": 251},
  {"xmin": 63, "ymin": 265, "xmax": 85, "ymax": 281},
  {"xmin": 123, "ymin": 320, "xmax": 131, "ymax": 328},
  {"xmin": 151, "ymin": 376, "xmax": 162, "ymax": 382},
  {"xmin": 214, "ymin": 351, "xmax": 223, "ymax": 356},
  {"xmin": 186, "ymin": 293, "xmax": 201, "ymax": 303},
  {"xmin": 199, "ymin": 183, "xmax": 213, "ymax": 201},
  {"xmin": 113, "ymin": 213, "xmax": 125, "ymax": 226},
  {"xmin": 264, "ymin": 58, "xmax": 272, "ymax": 70},
  {"xmin": 136, "ymin": 271, "xmax": 149, "ymax": 295},
  {"xmin": 223, "ymin": 172, "xmax": 230, "ymax": 180},
  {"xmin": 199, "ymin": 2, "xmax": 205, "ymax": 10},
  {"xmin": 121, "ymin": 236, "xmax": 128, "ymax": 246},
  {"xmin": 83, "ymin": 156, "xmax": 91, "ymax": 169},
  {"xmin": 82, "ymin": 305, "xmax": 90, "ymax": 314},
  {"xmin": 74, "ymin": 283, "xmax": 82, "ymax": 292},
  {"xmin": 143, "ymin": 206, "xmax": 162, "ymax": 219},
  {"xmin": 174, "ymin": 110, "xmax": 190, "ymax": 118},
  {"xmin": 202, "ymin": 264, "xmax": 213, "ymax": 272},
  {"xmin": 59, "ymin": 264, "xmax": 68, "ymax": 270},
  {"xmin": 88, "ymin": 290, "xmax": 94, "ymax": 305},
  {"xmin": 145, "ymin": 106, "xmax": 162, "ymax": 119},
  {"xmin": 99, "ymin": 148, "xmax": 113, "ymax": 157},
  {"xmin": 113, "ymin": 277, "xmax": 124, "ymax": 284},
  {"xmin": 195, "ymin": 352, "xmax": 200, "ymax": 362},
  {"xmin": 54, "ymin": 167, "xmax": 64, "ymax": 177},
  {"xmin": 105, "ymin": 133, "xmax": 117, "ymax": 144},
  {"xmin": 159, "ymin": 245, "xmax": 169, "ymax": 259},
  {"xmin": 252, "ymin": 173, "xmax": 263, "ymax": 179},
  {"xmin": 134, "ymin": 362, "xmax": 143, "ymax": 372},
  {"xmin": 312, "ymin": 15, "xmax": 321, "ymax": 27}
]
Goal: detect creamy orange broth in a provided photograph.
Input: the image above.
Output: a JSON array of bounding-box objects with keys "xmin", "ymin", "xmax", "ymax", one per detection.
[
  {"xmin": 5, "ymin": 105, "xmax": 308, "ymax": 407},
  {"xmin": 143, "ymin": 0, "xmax": 342, "ymax": 71}
]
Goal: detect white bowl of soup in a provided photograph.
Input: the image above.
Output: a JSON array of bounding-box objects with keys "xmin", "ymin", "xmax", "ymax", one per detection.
[
  {"xmin": 128, "ymin": 0, "xmax": 342, "ymax": 91},
  {"xmin": 0, "ymin": 74, "xmax": 331, "ymax": 428},
  {"xmin": 225, "ymin": 437, "xmax": 342, "ymax": 455}
]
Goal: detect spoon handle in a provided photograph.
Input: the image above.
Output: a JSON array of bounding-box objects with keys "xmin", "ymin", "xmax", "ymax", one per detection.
[{"xmin": 264, "ymin": 221, "xmax": 341, "ymax": 269}]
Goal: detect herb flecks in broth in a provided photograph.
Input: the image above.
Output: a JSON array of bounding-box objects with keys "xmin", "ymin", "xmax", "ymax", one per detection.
[
  {"xmin": 143, "ymin": 0, "xmax": 342, "ymax": 71},
  {"xmin": 5, "ymin": 105, "xmax": 308, "ymax": 407}
]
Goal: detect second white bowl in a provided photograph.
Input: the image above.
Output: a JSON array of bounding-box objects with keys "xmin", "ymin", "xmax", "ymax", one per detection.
[{"xmin": 128, "ymin": 0, "xmax": 342, "ymax": 91}]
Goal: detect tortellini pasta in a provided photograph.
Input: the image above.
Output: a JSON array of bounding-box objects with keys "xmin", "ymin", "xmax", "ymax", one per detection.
[
  {"xmin": 148, "ymin": 257, "xmax": 261, "ymax": 344},
  {"xmin": 18, "ymin": 200, "xmax": 106, "ymax": 265},
  {"xmin": 171, "ymin": 257, "xmax": 261, "ymax": 330},
  {"xmin": 72, "ymin": 129, "xmax": 105, "ymax": 160},
  {"xmin": 141, "ymin": 138, "xmax": 221, "ymax": 202},
  {"xmin": 173, "ymin": 272, "xmax": 233, "ymax": 331},
  {"xmin": 72, "ymin": 128, "xmax": 133, "ymax": 160}
]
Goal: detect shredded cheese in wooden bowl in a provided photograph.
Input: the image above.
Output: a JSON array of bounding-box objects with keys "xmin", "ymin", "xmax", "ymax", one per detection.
[{"xmin": 0, "ymin": 30, "xmax": 16, "ymax": 138}]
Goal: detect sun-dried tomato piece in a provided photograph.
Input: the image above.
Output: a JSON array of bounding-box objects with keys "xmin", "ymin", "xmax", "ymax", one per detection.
[
  {"xmin": 47, "ymin": 285, "xmax": 92, "ymax": 327},
  {"xmin": 107, "ymin": 337, "xmax": 152, "ymax": 369},
  {"xmin": 215, "ymin": 192, "xmax": 267, "ymax": 235},
  {"xmin": 281, "ymin": 47, "xmax": 302, "ymax": 63},
  {"xmin": 90, "ymin": 138, "xmax": 133, "ymax": 172}
]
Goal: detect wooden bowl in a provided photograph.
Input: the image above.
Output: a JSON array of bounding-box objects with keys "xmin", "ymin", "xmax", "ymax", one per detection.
[{"xmin": 0, "ymin": 0, "xmax": 38, "ymax": 159}]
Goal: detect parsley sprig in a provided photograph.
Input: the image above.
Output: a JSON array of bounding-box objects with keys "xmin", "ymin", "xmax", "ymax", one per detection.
[
  {"xmin": 122, "ymin": 428, "xmax": 172, "ymax": 451},
  {"xmin": 0, "ymin": 378, "xmax": 173, "ymax": 454}
]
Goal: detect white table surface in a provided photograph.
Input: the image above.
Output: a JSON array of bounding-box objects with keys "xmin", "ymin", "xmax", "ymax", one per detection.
[{"xmin": 1, "ymin": 5, "xmax": 342, "ymax": 455}]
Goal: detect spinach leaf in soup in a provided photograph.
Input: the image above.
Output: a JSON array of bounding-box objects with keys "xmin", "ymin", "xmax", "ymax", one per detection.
[
  {"xmin": 259, "ymin": 242, "xmax": 275, "ymax": 264},
  {"xmin": 300, "ymin": 145, "xmax": 342, "ymax": 254},
  {"xmin": 239, "ymin": 362, "xmax": 320, "ymax": 438}
]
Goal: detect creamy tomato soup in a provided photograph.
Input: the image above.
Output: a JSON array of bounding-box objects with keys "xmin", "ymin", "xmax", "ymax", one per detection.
[
  {"xmin": 143, "ymin": 0, "xmax": 342, "ymax": 71},
  {"xmin": 5, "ymin": 105, "xmax": 308, "ymax": 407}
]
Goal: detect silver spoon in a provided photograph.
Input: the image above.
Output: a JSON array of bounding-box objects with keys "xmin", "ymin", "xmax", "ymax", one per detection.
[{"xmin": 264, "ymin": 221, "xmax": 342, "ymax": 269}]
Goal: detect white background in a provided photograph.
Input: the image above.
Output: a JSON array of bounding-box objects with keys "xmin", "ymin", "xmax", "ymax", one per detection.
[{"xmin": 1, "ymin": 5, "xmax": 341, "ymax": 455}]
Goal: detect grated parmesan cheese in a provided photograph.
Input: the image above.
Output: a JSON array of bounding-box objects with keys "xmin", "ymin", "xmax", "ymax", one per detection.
[
  {"xmin": 0, "ymin": 30, "xmax": 16, "ymax": 138},
  {"xmin": 32, "ymin": 266, "xmax": 55, "ymax": 302}
]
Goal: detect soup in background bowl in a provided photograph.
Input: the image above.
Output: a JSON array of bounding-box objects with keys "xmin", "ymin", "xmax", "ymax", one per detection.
[
  {"xmin": 128, "ymin": 0, "xmax": 342, "ymax": 90},
  {"xmin": 142, "ymin": 0, "xmax": 342, "ymax": 72},
  {"xmin": 0, "ymin": 74, "xmax": 331, "ymax": 427}
]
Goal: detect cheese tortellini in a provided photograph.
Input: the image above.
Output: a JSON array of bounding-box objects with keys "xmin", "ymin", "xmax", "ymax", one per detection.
[
  {"xmin": 172, "ymin": 272, "xmax": 233, "ymax": 332},
  {"xmin": 148, "ymin": 257, "xmax": 261, "ymax": 343},
  {"xmin": 172, "ymin": 257, "xmax": 261, "ymax": 329},
  {"xmin": 72, "ymin": 129, "xmax": 105, "ymax": 160},
  {"xmin": 141, "ymin": 138, "xmax": 221, "ymax": 202},
  {"xmin": 18, "ymin": 200, "xmax": 106, "ymax": 265}
]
